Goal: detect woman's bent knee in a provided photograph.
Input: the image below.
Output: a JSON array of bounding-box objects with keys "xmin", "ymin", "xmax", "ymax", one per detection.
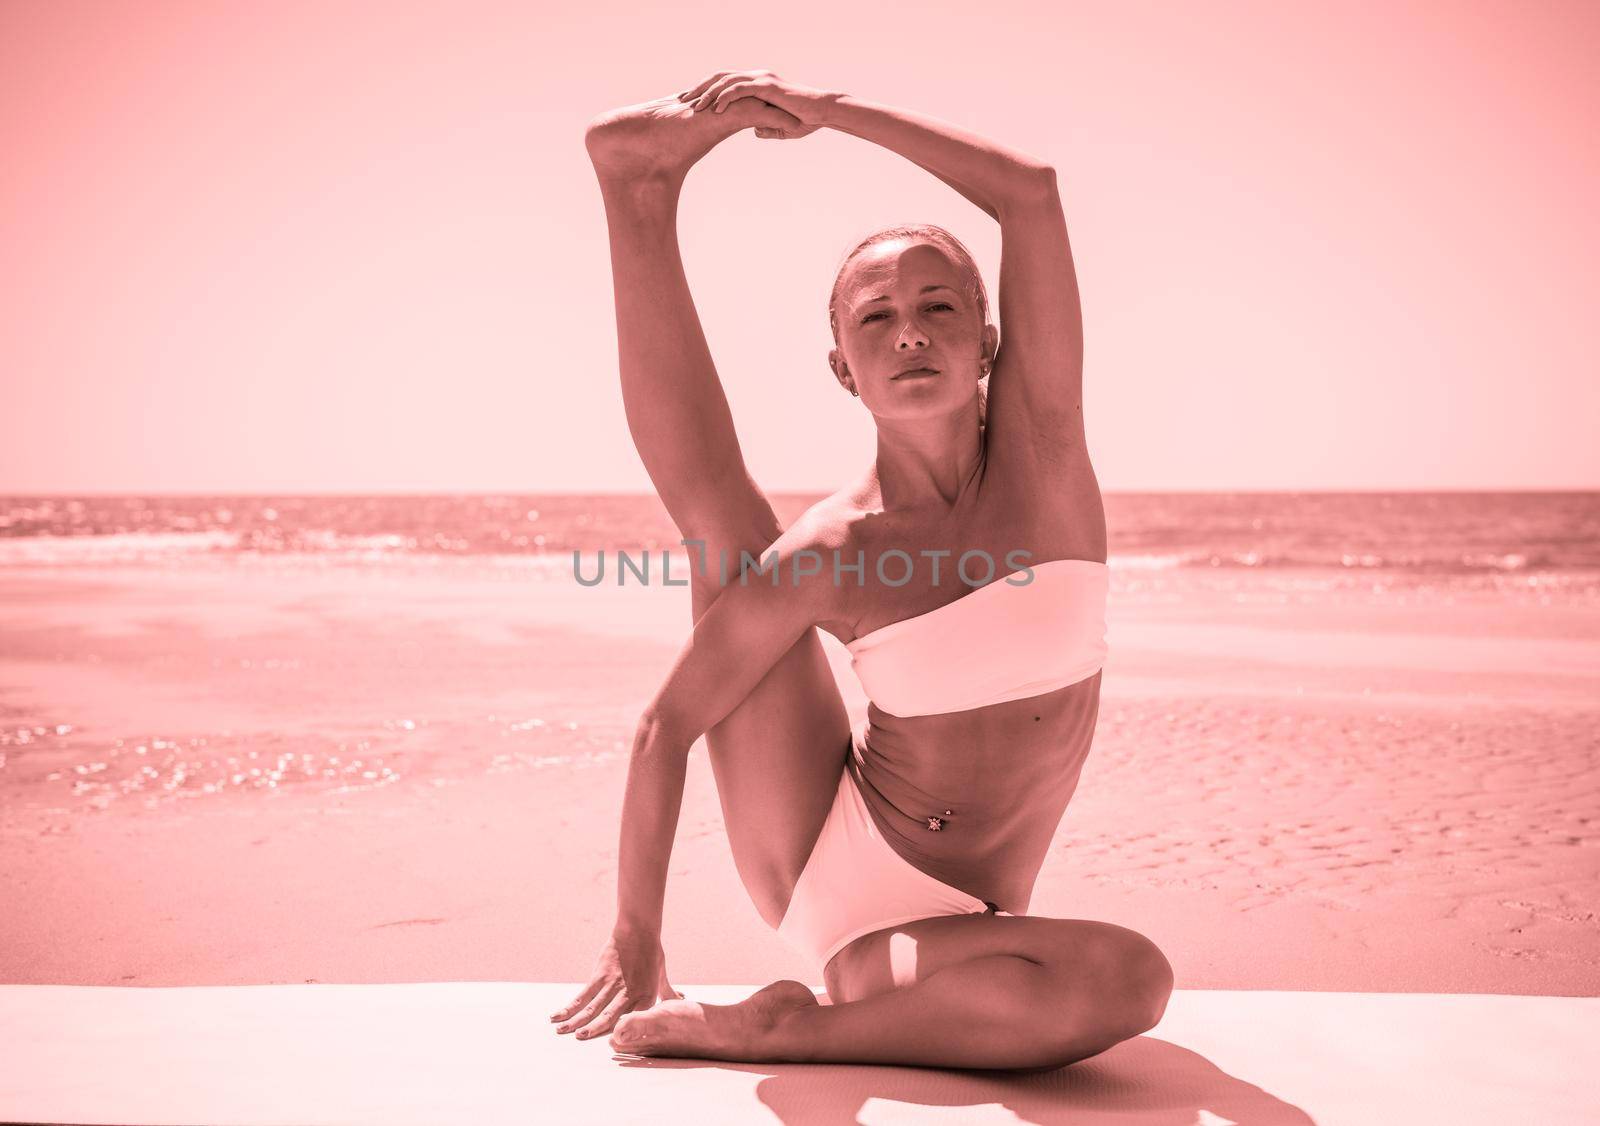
[
  {"xmin": 1048, "ymin": 927, "xmax": 1173, "ymax": 1040},
  {"xmin": 1134, "ymin": 941, "xmax": 1176, "ymax": 1030},
  {"xmin": 1090, "ymin": 932, "xmax": 1173, "ymax": 1036}
]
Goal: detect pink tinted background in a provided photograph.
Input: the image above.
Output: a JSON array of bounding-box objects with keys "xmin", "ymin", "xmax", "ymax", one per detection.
[{"xmin": 2, "ymin": 0, "xmax": 1597, "ymax": 493}]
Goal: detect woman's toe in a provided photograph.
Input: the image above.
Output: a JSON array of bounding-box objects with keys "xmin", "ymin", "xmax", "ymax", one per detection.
[{"xmin": 611, "ymin": 1013, "xmax": 650, "ymax": 1049}]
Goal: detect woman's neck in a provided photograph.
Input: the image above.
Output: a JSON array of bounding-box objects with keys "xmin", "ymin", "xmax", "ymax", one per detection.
[{"xmin": 870, "ymin": 406, "xmax": 985, "ymax": 514}]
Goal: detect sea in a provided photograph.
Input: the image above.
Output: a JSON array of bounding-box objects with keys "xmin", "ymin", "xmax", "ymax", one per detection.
[
  {"xmin": 2, "ymin": 491, "xmax": 1596, "ymax": 597},
  {"xmin": 2, "ymin": 491, "xmax": 1594, "ymax": 818}
]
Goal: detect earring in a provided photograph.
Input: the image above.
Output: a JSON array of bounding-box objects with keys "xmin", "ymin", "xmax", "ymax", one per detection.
[{"xmin": 850, "ymin": 388, "xmax": 859, "ymax": 397}]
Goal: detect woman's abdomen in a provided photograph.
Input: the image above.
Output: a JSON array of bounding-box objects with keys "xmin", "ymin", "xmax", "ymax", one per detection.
[{"xmin": 852, "ymin": 672, "xmax": 1102, "ymax": 906}]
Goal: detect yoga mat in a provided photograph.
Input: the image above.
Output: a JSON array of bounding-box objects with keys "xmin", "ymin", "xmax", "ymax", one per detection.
[{"xmin": 1, "ymin": 983, "xmax": 1593, "ymax": 1125}]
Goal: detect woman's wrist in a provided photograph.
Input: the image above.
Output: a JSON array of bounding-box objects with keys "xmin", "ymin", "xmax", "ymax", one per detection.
[
  {"xmin": 612, "ymin": 914, "xmax": 662, "ymax": 941},
  {"xmin": 814, "ymin": 90, "xmax": 857, "ymax": 132}
]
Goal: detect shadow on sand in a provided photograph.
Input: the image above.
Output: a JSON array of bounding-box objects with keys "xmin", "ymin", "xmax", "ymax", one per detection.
[{"xmin": 617, "ymin": 1032, "xmax": 1315, "ymax": 1125}]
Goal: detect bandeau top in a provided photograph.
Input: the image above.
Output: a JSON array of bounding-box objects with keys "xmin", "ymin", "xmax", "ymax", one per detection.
[{"xmin": 844, "ymin": 558, "xmax": 1109, "ymax": 719}]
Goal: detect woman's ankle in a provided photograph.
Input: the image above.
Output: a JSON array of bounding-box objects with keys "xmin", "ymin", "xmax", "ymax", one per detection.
[
  {"xmin": 596, "ymin": 175, "xmax": 684, "ymax": 231},
  {"xmin": 595, "ymin": 167, "xmax": 686, "ymax": 201}
]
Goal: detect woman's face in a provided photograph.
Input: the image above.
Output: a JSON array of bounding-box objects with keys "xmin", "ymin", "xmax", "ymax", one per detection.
[{"xmin": 832, "ymin": 239, "xmax": 996, "ymax": 420}]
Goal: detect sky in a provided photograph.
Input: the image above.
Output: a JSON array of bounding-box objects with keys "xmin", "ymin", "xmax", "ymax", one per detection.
[{"xmin": 2, "ymin": 0, "xmax": 1597, "ymax": 493}]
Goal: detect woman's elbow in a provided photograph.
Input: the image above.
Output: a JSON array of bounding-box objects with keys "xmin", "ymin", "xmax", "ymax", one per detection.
[
  {"xmin": 996, "ymin": 163, "xmax": 1058, "ymax": 218},
  {"xmin": 633, "ymin": 708, "xmax": 694, "ymax": 759},
  {"xmin": 1017, "ymin": 162, "xmax": 1058, "ymax": 200}
]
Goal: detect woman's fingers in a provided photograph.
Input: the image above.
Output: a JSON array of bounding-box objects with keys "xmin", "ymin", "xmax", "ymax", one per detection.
[
  {"xmin": 692, "ymin": 72, "xmax": 759, "ymax": 112},
  {"xmin": 554, "ymin": 980, "xmax": 622, "ymax": 1035},
  {"xmin": 709, "ymin": 80, "xmax": 769, "ymax": 114},
  {"xmin": 680, "ymin": 71, "xmax": 734, "ymax": 104},
  {"xmin": 721, "ymin": 96, "xmax": 804, "ymax": 133},
  {"xmin": 549, "ymin": 979, "xmax": 603, "ymax": 1024},
  {"xmin": 715, "ymin": 90, "xmax": 816, "ymax": 140},
  {"xmin": 580, "ymin": 989, "xmax": 643, "ymax": 1039},
  {"xmin": 678, "ymin": 73, "xmax": 723, "ymax": 100}
]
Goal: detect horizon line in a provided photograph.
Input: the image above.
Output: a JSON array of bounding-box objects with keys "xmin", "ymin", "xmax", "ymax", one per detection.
[{"xmin": 3, "ymin": 486, "xmax": 1597, "ymax": 498}]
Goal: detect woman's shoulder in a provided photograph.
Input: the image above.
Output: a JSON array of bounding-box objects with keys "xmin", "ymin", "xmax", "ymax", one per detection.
[
  {"xmin": 784, "ymin": 485, "xmax": 877, "ymax": 556},
  {"xmin": 767, "ymin": 488, "xmax": 887, "ymax": 641}
]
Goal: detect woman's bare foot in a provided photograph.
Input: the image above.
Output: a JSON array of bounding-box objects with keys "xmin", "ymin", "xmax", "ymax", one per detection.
[
  {"xmin": 609, "ymin": 979, "xmax": 818, "ymax": 1062},
  {"xmin": 584, "ymin": 95, "xmax": 804, "ymax": 184}
]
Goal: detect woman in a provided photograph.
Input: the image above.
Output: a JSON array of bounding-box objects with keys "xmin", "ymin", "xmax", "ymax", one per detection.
[{"xmin": 555, "ymin": 71, "xmax": 1173, "ymax": 1071}]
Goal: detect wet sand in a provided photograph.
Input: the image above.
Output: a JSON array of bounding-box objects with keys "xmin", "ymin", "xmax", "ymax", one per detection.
[{"xmin": 1, "ymin": 556, "xmax": 1596, "ymax": 995}]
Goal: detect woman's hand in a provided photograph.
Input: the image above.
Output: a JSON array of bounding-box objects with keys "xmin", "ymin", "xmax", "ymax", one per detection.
[
  {"xmin": 679, "ymin": 69, "xmax": 838, "ymax": 139},
  {"xmin": 586, "ymin": 90, "xmax": 809, "ymax": 182},
  {"xmin": 549, "ymin": 926, "xmax": 683, "ymax": 1040}
]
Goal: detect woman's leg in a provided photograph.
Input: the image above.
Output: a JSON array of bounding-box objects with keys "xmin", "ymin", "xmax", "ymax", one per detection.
[
  {"xmin": 613, "ymin": 915, "xmax": 1174, "ymax": 1070},
  {"xmin": 597, "ymin": 170, "xmax": 851, "ymax": 928},
  {"xmin": 785, "ymin": 915, "xmax": 1171, "ymax": 1069}
]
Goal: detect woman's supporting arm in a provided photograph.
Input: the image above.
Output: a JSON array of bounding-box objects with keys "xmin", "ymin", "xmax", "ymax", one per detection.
[
  {"xmin": 613, "ymin": 712, "xmax": 691, "ymax": 935},
  {"xmin": 609, "ymin": 519, "xmax": 840, "ymax": 933},
  {"xmin": 817, "ymin": 93, "xmax": 1055, "ymax": 221}
]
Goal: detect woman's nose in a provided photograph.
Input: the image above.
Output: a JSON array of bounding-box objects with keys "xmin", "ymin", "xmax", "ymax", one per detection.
[{"xmin": 895, "ymin": 320, "xmax": 929, "ymax": 348}]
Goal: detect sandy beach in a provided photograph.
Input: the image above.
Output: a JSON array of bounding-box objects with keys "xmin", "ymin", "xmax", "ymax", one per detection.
[{"xmin": 2, "ymin": 554, "xmax": 1597, "ymax": 997}]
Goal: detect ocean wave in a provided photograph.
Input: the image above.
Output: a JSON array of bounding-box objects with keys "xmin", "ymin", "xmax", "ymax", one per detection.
[
  {"xmin": 2, "ymin": 532, "xmax": 1593, "ymax": 577},
  {"xmin": 1101, "ymin": 548, "xmax": 1587, "ymax": 574},
  {"xmin": 4, "ymin": 492, "xmax": 1598, "ymax": 575},
  {"xmin": 0, "ymin": 531, "xmax": 242, "ymax": 564}
]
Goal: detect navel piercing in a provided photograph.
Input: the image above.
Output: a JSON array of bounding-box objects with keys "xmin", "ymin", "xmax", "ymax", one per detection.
[{"xmin": 926, "ymin": 808, "xmax": 954, "ymax": 831}]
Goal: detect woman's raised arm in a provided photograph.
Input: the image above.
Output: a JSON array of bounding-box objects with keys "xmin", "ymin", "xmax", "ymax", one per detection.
[{"xmin": 689, "ymin": 71, "xmax": 1087, "ymax": 450}]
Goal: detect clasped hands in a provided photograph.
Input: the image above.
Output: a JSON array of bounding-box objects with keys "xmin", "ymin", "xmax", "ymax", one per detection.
[{"xmin": 677, "ymin": 68, "xmax": 836, "ymax": 140}]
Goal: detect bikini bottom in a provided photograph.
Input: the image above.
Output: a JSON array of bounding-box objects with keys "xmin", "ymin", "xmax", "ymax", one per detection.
[{"xmin": 775, "ymin": 758, "xmax": 1010, "ymax": 982}]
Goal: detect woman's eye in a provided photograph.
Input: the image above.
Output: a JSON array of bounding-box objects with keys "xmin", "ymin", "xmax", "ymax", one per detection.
[{"xmin": 861, "ymin": 304, "xmax": 953, "ymax": 325}]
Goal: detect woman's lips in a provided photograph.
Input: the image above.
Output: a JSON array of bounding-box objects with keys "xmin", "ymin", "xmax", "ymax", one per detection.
[{"xmin": 893, "ymin": 367, "xmax": 940, "ymax": 380}]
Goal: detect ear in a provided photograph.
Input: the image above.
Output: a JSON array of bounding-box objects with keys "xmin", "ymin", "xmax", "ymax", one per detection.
[
  {"xmin": 981, "ymin": 323, "xmax": 1000, "ymax": 368},
  {"xmin": 829, "ymin": 348, "xmax": 853, "ymax": 394}
]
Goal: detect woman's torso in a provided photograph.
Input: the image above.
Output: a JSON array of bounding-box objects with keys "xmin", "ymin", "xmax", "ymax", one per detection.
[{"xmin": 815, "ymin": 430, "xmax": 1107, "ymax": 911}]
